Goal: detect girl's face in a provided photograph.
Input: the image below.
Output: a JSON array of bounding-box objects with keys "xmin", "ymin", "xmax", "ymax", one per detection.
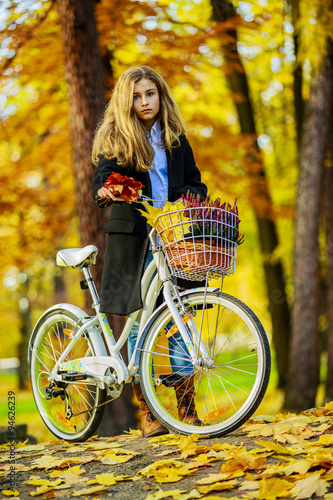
[{"xmin": 133, "ymin": 78, "xmax": 160, "ymax": 130}]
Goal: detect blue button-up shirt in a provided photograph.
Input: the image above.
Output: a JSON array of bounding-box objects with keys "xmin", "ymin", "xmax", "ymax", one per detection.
[{"xmin": 148, "ymin": 121, "xmax": 168, "ymax": 208}]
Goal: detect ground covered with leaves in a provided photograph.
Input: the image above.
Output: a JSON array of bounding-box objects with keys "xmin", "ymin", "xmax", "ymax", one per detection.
[{"xmin": 1, "ymin": 403, "xmax": 333, "ymax": 500}]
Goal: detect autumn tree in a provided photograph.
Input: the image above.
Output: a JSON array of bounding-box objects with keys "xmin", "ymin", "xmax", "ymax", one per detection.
[
  {"xmin": 210, "ymin": 0, "xmax": 291, "ymax": 388},
  {"xmin": 284, "ymin": 38, "xmax": 333, "ymax": 410}
]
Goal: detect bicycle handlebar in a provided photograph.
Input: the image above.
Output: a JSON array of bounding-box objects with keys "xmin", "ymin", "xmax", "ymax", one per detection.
[{"xmin": 95, "ymin": 194, "xmax": 166, "ymax": 207}]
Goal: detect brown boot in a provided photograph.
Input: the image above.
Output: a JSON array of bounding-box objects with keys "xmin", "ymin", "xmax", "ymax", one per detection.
[
  {"xmin": 174, "ymin": 376, "xmax": 203, "ymax": 426},
  {"xmin": 133, "ymin": 384, "xmax": 169, "ymax": 438}
]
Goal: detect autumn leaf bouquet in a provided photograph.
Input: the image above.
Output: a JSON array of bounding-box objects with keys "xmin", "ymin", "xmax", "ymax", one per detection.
[
  {"xmin": 181, "ymin": 192, "xmax": 244, "ymax": 246},
  {"xmin": 99, "ymin": 172, "xmax": 143, "ymax": 205}
]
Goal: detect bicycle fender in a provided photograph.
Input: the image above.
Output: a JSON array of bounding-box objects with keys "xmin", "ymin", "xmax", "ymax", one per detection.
[
  {"xmin": 133, "ymin": 287, "xmax": 219, "ymax": 366},
  {"xmin": 28, "ymin": 303, "xmax": 107, "ymax": 363}
]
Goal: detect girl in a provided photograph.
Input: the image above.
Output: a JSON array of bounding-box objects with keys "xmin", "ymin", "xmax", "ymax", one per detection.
[{"xmin": 92, "ymin": 66, "xmax": 207, "ymax": 437}]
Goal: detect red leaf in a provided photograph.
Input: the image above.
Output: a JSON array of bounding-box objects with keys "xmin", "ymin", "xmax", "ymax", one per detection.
[{"xmin": 103, "ymin": 173, "xmax": 143, "ymax": 202}]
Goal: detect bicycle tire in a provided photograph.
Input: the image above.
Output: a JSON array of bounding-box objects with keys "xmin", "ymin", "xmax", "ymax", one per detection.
[
  {"xmin": 29, "ymin": 308, "xmax": 106, "ymax": 441},
  {"xmin": 139, "ymin": 291, "xmax": 271, "ymax": 437}
]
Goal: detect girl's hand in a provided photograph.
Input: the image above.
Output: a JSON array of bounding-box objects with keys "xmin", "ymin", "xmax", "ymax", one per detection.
[{"xmin": 98, "ymin": 187, "xmax": 119, "ymax": 201}]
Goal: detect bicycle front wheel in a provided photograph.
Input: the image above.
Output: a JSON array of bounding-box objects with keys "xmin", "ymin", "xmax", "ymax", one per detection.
[
  {"xmin": 29, "ymin": 309, "xmax": 106, "ymax": 441},
  {"xmin": 140, "ymin": 291, "xmax": 271, "ymax": 437}
]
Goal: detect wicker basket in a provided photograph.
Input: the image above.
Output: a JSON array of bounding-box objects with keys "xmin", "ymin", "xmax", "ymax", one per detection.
[
  {"xmin": 166, "ymin": 240, "xmax": 232, "ymax": 270},
  {"xmin": 154, "ymin": 206, "xmax": 239, "ymax": 280}
]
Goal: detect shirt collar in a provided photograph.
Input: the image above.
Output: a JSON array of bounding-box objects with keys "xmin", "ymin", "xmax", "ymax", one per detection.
[{"xmin": 150, "ymin": 120, "xmax": 162, "ymax": 142}]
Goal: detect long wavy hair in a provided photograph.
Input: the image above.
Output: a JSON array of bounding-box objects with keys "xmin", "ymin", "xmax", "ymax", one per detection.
[{"xmin": 91, "ymin": 66, "xmax": 186, "ymax": 171}]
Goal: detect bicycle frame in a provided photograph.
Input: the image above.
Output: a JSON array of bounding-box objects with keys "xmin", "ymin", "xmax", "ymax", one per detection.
[{"xmin": 48, "ymin": 229, "xmax": 211, "ymax": 390}]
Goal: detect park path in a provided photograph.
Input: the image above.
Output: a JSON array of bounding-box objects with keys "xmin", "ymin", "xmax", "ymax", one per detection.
[{"xmin": 1, "ymin": 404, "xmax": 333, "ymax": 499}]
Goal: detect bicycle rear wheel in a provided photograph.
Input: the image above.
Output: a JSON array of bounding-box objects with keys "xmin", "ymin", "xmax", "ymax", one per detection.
[
  {"xmin": 139, "ymin": 291, "xmax": 270, "ymax": 437},
  {"xmin": 29, "ymin": 309, "xmax": 106, "ymax": 441}
]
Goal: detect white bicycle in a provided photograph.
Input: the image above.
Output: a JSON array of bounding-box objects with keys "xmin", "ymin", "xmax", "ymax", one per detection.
[{"xmin": 28, "ymin": 202, "xmax": 271, "ymax": 442}]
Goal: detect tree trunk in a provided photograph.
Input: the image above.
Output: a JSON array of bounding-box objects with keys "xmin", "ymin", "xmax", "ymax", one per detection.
[
  {"xmin": 57, "ymin": 0, "xmax": 108, "ymax": 309},
  {"xmin": 324, "ymin": 75, "xmax": 333, "ymax": 402},
  {"xmin": 211, "ymin": 0, "xmax": 291, "ymax": 388},
  {"xmin": 284, "ymin": 42, "xmax": 333, "ymax": 411},
  {"xmin": 56, "ymin": 0, "xmax": 135, "ymax": 435}
]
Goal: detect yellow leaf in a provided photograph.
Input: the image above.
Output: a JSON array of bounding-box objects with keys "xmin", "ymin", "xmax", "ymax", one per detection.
[
  {"xmin": 138, "ymin": 459, "xmax": 199, "ymax": 483},
  {"xmin": 258, "ymin": 477, "xmax": 294, "ymax": 500},
  {"xmin": 241, "ymin": 480, "xmax": 260, "ymax": 490},
  {"xmin": 323, "ymin": 469, "xmax": 333, "ymax": 481},
  {"xmin": 193, "ymin": 452, "xmax": 218, "ymax": 463},
  {"xmin": 177, "ymin": 434, "xmax": 200, "ymax": 458},
  {"xmin": 124, "ymin": 428, "xmax": 142, "ymax": 436},
  {"xmin": 145, "ymin": 487, "xmax": 202, "ymax": 499},
  {"xmin": 29, "ymin": 484, "xmax": 54, "ymax": 497},
  {"xmin": 211, "ymin": 443, "xmax": 236, "ymax": 452},
  {"xmin": 26, "ymin": 478, "xmax": 62, "ymax": 486},
  {"xmin": 139, "ymin": 459, "xmax": 183, "ymax": 476},
  {"xmin": 154, "ymin": 468, "xmax": 186, "ymax": 483},
  {"xmin": 149, "ymin": 434, "xmax": 180, "ymax": 445},
  {"xmin": 220, "ymin": 459, "xmax": 244, "ymax": 474},
  {"xmin": 198, "ymin": 479, "xmax": 239, "ymax": 494},
  {"xmin": 292, "ymin": 473, "xmax": 328, "ymax": 499},
  {"xmin": 282, "ymin": 416, "xmax": 312, "ymax": 426},
  {"xmin": 31, "ymin": 455, "xmax": 66, "ymax": 469},
  {"xmin": 48, "ymin": 465, "xmax": 85, "ymax": 477},
  {"xmin": 99, "ymin": 452, "xmax": 134, "ymax": 465},
  {"xmin": 29, "ymin": 484, "xmax": 56, "ymax": 496},
  {"xmin": 318, "ymin": 434, "xmax": 333, "ymax": 446},
  {"xmin": 324, "ymin": 493, "xmax": 333, "ymax": 500},
  {"xmin": 54, "ymin": 484, "xmax": 72, "ymax": 490},
  {"xmin": 230, "ymin": 451, "xmax": 266, "ymax": 469},
  {"xmin": 283, "ymin": 460, "xmax": 311, "ymax": 476},
  {"xmin": 324, "ymin": 401, "xmax": 333, "ymax": 412},
  {"xmin": 138, "ymin": 201, "xmax": 190, "ymax": 243},
  {"xmin": 2, "ymin": 491, "xmax": 20, "ymax": 497},
  {"xmin": 255, "ymin": 439, "xmax": 295, "ymax": 455},
  {"xmin": 84, "ymin": 441, "xmax": 116, "ymax": 450},
  {"xmin": 113, "ymin": 474, "xmax": 132, "ymax": 481},
  {"xmin": 16, "ymin": 444, "xmax": 46, "ymax": 452},
  {"xmin": 89, "ymin": 473, "xmax": 117, "ymax": 486},
  {"xmin": 71, "ymin": 485, "xmax": 107, "ymax": 496}
]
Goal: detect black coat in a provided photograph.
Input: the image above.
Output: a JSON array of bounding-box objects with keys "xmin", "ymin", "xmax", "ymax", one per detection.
[{"xmin": 92, "ymin": 135, "xmax": 207, "ymax": 315}]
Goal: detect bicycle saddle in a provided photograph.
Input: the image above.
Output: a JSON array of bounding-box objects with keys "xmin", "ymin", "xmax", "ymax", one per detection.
[{"xmin": 56, "ymin": 245, "xmax": 98, "ymax": 268}]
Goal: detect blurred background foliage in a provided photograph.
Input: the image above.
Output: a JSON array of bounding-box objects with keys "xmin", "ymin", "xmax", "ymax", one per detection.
[{"xmin": 0, "ymin": 0, "xmax": 332, "ymax": 439}]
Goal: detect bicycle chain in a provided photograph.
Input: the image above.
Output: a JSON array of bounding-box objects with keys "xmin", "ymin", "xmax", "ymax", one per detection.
[{"xmin": 71, "ymin": 394, "xmax": 118, "ymax": 417}]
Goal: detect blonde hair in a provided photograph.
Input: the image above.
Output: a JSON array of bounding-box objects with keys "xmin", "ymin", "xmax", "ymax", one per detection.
[{"xmin": 92, "ymin": 66, "xmax": 186, "ymax": 171}]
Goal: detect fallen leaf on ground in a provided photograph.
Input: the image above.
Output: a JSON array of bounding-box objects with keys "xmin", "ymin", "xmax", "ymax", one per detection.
[
  {"xmin": 48, "ymin": 465, "xmax": 86, "ymax": 477},
  {"xmin": 144, "ymin": 486, "xmax": 202, "ymax": 499},
  {"xmin": 258, "ymin": 477, "xmax": 294, "ymax": 500},
  {"xmin": 25, "ymin": 478, "xmax": 62, "ymax": 486},
  {"xmin": 291, "ymin": 473, "xmax": 329, "ymax": 500},
  {"xmin": 197, "ymin": 479, "xmax": 239, "ymax": 494},
  {"xmin": 71, "ymin": 485, "xmax": 108, "ymax": 496},
  {"xmin": 31, "ymin": 455, "xmax": 67, "ymax": 469}
]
